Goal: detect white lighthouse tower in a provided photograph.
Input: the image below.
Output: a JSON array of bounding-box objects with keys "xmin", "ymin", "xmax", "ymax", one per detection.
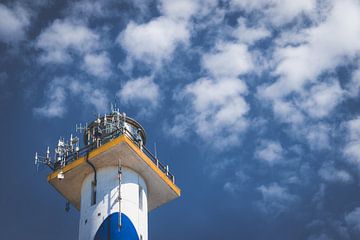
[{"xmin": 35, "ymin": 107, "xmax": 180, "ymax": 240}]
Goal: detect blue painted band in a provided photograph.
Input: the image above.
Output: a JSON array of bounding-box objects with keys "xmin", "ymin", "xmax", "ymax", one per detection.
[{"xmin": 94, "ymin": 213, "xmax": 139, "ymax": 240}]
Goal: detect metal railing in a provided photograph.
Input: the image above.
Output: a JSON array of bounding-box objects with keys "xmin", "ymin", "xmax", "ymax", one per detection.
[{"xmin": 56, "ymin": 127, "xmax": 175, "ymax": 183}]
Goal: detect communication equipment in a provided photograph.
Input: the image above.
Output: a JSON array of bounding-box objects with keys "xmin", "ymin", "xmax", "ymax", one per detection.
[{"xmin": 34, "ymin": 104, "xmax": 180, "ymax": 240}]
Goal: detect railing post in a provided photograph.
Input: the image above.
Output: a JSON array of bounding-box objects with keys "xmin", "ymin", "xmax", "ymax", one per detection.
[
  {"xmin": 166, "ymin": 165, "xmax": 169, "ymax": 176},
  {"xmin": 139, "ymin": 139, "xmax": 143, "ymax": 151}
]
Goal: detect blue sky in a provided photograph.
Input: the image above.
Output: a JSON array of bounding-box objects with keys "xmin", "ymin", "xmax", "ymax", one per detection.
[{"xmin": 1, "ymin": 0, "xmax": 360, "ymax": 239}]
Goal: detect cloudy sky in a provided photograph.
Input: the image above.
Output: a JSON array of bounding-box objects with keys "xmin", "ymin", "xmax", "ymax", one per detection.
[{"xmin": 1, "ymin": 0, "xmax": 360, "ymax": 239}]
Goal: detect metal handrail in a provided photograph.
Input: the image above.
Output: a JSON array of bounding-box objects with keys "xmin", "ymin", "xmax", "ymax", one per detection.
[
  {"xmin": 122, "ymin": 128, "xmax": 175, "ymax": 183},
  {"xmin": 56, "ymin": 128, "xmax": 175, "ymax": 183}
]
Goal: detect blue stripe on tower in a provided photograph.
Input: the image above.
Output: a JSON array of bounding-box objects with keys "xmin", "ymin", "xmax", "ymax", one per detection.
[{"xmin": 94, "ymin": 213, "xmax": 139, "ymax": 240}]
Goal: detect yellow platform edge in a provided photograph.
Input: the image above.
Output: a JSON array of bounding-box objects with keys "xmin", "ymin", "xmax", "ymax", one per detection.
[{"xmin": 47, "ymin": 134, "xmax": 181, "ymax": 197}]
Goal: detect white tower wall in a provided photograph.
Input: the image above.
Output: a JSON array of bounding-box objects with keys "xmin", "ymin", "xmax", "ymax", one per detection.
[{"xmin": 79, "ymin": 167, "xmax": 148, "ymax": 240}]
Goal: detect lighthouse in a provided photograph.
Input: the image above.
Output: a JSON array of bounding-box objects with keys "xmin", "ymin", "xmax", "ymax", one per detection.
[{"xmin": 35, "ymin": 107, "xmax": 181, "ymax": 240}]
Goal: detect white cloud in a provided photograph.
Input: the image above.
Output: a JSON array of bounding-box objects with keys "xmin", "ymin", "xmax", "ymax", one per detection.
[
  {"xmin": 0, "ymin": 4, "xmax": 30, "ymax": 43},
  {"xmin": 272, "ymin": 98, "xmax": 305, "ymax": 124},
  {"xmin": 345, "ymin": 207, "xmax": 360, "ymax": 232},
  {"xmin": 312, "ymin": 183, "xmax": 326, "ymax": 210},
  {"xmin": 117, "ymin": 76, "xmax": 160, "ymax": 109},
  {"xmin": 230, "ymin": 0, "xmax": 316, "ymax": 26},
  {"xmin": 203, "ymin": 42, "xmax": 253, "ymax": 78},
  {"xmin": 117, "ymin": 0, "xmax": 202, "ymax": 68},
  {"xmin": 36, "ymin": 18, "xmax": 112, "ymax": 80},
  {"xmin": 67, "ymin": 80, "xmax": 108, "ymax": 113},
  {"xmin": 262, "ymin": 0, "xmax": 360, "ymax": 99},
  {"xmin": 275, "ymin": 29, "xmax": 308, "ymax": 48},
  {"xmin": 118, "ymin": 17, "xmax": 189, "ymax": 65},
  {"xmin": 319, "ymin": 161, "xmax": 352, "ymax": 184},
  {"xmin": 344, "ymin": 117, "xmax": 360, "ymax": 164},
  {"xmin": 257, "ymin": 1, "xmax": 359, "ymax": 137},
  {"xmin": 82, "ymin": 52, "xmax": 111, "ymax": 79},
  {"xmin": 232, "ymin": 18, "xmax": 271, "ymax": 45},
  {"xmin": 299, "ymin": 80, "xmax": 344, "ymax": 119},
  {"xmin": 345, "ymin": 118, "xmax": 360, "ymax": 142},
  {"xmin": 347, "ymin": 68, "xmax": 360, "ymax": 98},
  {"xmin": 68, "ymin": 0, "xmax": 109, "ymax": 19},
  {"xmin": 207, "ymin": 158, "xmax": 235, "ymax": 178},
  {"xmin": 259, "ymin": 80, "xmax": 342, "ymax": 151},
  {"xmin": 223, "ymin": 182, "xmax": 239, "ymax": 194},
  {"xmin": 261, "ymin": 79, "xmax": 344, "ymax": 128},
  {"xmin": 304, "ymin": 123, "xmax": 331, "ymax": 150},
  {"xmin": 184, "ymin": 78, "xmax": 247, "ymax": 114},
  {"xmin": 86, "ymin": 88, "xmax": 108, "ymax": 113},
  {"xmin": 191, "ymin": 78, "xmax": 247, "ymax": 145},
  {"xmin": 36, "ymin": 20, "xmax": 99, "ymax": 64},
  {"xmin": 255, "ymin": 140, "xmax": 284, "ymax": 165},
  {"xmin": 167, "ymin": 22, "xmax": 255, "ymax": 146},
  {"xmin": 257, "ymin": 182, "xmax": 298, "ymax": 214},
  {"xmin": 34, "ymin": 77, "xmax": 68, "ymax": 118},
  {"xmin": 169, "ymin": 77, "xmax": 249, "ymax": 148},
  {"xmin": 166, "ymin": 114, "xmax": 190, "ymax": 139},
  {"xmin": 223, "ymin": 182, "xmax": 241, "ymax": 195},
  {"xmin": 344, "ymin": 141, "xmax": 360, "ymax": 165},
  {"xmin": 158, "ymin": 0, "xmax": 198, "ymax": 21},
  {"xmin": 34, "ymin": 77, "xmax": 109, "ymax": 118},
  {"xmin": 235, "ymin": 170, "xmax": 250, "ymax": 183},
  {"xmin": 223, "ymin": 170, "xmax": 250, "ymax": 194},
  {"xmin": 266, "ymin": 0, "xmax": 316, "ymax": 26}
]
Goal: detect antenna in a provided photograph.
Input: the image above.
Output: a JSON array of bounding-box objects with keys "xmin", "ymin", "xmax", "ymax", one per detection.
[
  {"xmin": 111, "ymin": 100, "xmax": 120, "ymax": 114},
  {"xmin": 118, "ymin": 159, "xmax": 122, "ymax": 230},
  {"xmin": 154, "ymin": 142, "xmax": 158, "ymax": 159},
  {"xmin": 76, "ymin": 123, "xmax": 88, "ymax": 133},
  {"xmin": 46, "ymin": 146, "xmax": 50, "ymax": 159},
  {"xmin": 96, "ymin": 115, "xmax": 101, "ymax": 124},
  {"xmin": 33, "ymin": 106, "xmax": 180, "ymax": 239},
  {"xmin": 70, "ymin": 134, "xmax": 79, "ymax": 152},
  {"xmin": 34, "ymin": 152, "xmax": 38, "ymax": 165},
  {"xmin": 34, "ymin": 146, "xmax": 53, "ymax": 171}
]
